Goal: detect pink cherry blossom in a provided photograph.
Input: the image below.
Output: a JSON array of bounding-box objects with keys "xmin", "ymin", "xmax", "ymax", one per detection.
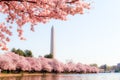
[
  {"xmin": 26, "ymin": 57, "xmax": 42, "ymax": 71},
  {"xmin": 0, "ymin": 52, "xmax": 99, "ymax": 73},
  {"xmin": 0, "ymin": 0, "xmax": 90, "ymax": 50}
]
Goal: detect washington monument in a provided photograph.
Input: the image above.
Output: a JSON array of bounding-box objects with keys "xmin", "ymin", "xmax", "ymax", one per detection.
[{"xmin": 50, "ymin": 26, "xmax": 55, "ymax": 58}]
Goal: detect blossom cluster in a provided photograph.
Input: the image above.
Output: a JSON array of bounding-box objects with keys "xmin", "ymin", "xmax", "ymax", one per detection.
[
  {"xmin": 0, "ymin": 52, "xmax": 99, "ymax": 73},
  {"xmin": 0, "ymin": 0, "xmax": 90, "ymax": 50}
]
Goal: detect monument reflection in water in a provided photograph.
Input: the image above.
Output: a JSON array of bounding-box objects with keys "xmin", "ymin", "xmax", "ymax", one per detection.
[{"xmin": 0, "ymin": 73, "xmax": 120, "ymax": 80}]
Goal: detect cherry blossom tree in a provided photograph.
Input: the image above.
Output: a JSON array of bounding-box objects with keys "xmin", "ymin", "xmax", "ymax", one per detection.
[
  {"xmin": 0, "ymin": 0, "xmax": 90, "ymax": 50},
  {"xmin": 75, "ymin": 63, "xmax": 86, "ymax": 73},
  {"xmin": 64, "ymin": 61, "xmax": 76, "ymax": 72},
  {"xmin": 0, "ymin": 54, "xmax": 16, "ymax": 70},
  {"xmin": 26, "ymin": 57, "xmax": 42, "ymax": 71},
  {"xmin": 0, "ymin": 52, "xmax": 99, "ymax": 73},
  {"xmin": 16, "ymin": 56, "xmax": 31, "ymax": 71},
  {"xmin": 52, "ymin": 59, "xmax": 64, "ymax": 72},
  {"xmin": 40, "ymin": 57, "xmax": 53, "ymax": 72}
]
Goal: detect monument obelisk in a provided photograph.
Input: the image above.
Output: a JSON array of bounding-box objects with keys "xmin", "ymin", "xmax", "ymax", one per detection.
[{"xmin": 50, "ymin": 26, "xmax": 55, "ymax": 58}]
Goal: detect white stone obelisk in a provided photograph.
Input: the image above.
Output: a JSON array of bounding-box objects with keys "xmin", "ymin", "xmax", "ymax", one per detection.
[{"xmin": 50, "ymin": 26, "xmax": 55, "ymax": 58}]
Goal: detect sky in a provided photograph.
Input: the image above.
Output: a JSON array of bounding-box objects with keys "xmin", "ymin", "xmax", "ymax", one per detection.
[{"xmin": 1, "ymin": 0, "xmax": 120, "ymax": 66}]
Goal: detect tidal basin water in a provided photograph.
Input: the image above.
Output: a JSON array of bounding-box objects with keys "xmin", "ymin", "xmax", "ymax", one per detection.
[{"xmin": 0, "ymin": 73, "xmax": 120, "ymax": 80}]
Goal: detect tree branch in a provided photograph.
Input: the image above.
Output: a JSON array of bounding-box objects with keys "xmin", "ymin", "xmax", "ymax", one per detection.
[
  {"xmin": 0, "ymin": 0, "xmax": 37, "ymax": 3},
  {"xmin": 66, "ymin": 0, "xmax": 79, "ymax": 4}
]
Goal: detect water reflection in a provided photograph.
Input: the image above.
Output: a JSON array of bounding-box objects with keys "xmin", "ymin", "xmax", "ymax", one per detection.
[
  {"xmin": 0, "ymin": 73, "xmax": 120, "ymax": 80},
  {"xmin": 0, "ymin": 74, "xmax": 60, "ymax": 80}
]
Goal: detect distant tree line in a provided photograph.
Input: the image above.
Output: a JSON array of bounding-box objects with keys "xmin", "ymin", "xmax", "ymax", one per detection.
[
  {"xmin": 11, "ymin": 48, "xmax": 53, "ymax": 58},
  {"xmin": 11, "ymin": 48, "xmax": 33, "ymax": 57},
  {"xmin": 99, "ymin": 64, "xmax": 120, "ymax": 72},
  {"xmin": 44, "ymin": 53, "xmax": 53, "ymax": 58}
]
